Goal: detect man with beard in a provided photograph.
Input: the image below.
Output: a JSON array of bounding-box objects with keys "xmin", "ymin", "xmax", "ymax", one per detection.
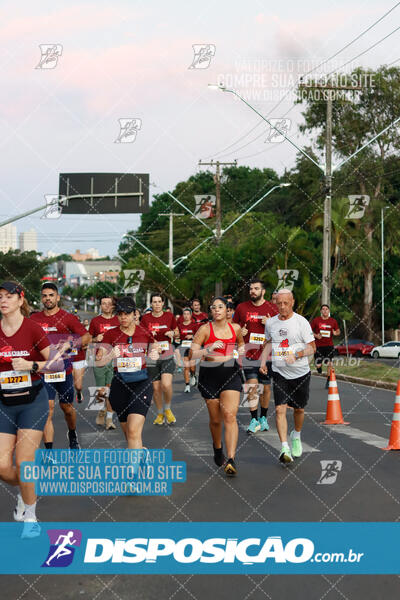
[{"xmin": 233, "ymin": 279, "xmax": 278, "ymax": 433}]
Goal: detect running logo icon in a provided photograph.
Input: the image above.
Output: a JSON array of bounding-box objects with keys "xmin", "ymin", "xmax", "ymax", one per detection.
[
  {"xmin": 35, "ymin": 44, "xmax": 63, "ymax": 69},
  {"xmin": 317, "ymin": 460, "xmax": 342, "ymax": 485},
  {"xmin": 115, "ymin": 118, "xmax": 142, "ymax": 143},
  {"xmin": 42, "ymin": 529, "xmax": 82, "ymax": 568},
  {"xmin": 188, "ymin": 44, "xmax": 216, "ymax": 69},
  {"xmin": 345, "ymin": 195, "xmax": 370, "ymax": 219},
  {"xmin": 265, "ymin": 118, "xmax": 291, "ymax": 143},
  {"xmin": 276, "ymin": 269, "xmax": 299, "ymax": 291}
]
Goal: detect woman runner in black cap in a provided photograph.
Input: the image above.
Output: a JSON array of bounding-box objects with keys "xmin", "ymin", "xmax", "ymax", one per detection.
[{"xmin": 95, "ymin": 297, "xmax": 159, "ymax": 449}]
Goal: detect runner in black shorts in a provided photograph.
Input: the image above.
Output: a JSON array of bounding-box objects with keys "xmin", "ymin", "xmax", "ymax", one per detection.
[
  {"xmin": 260, "ymin": 289, "xmax": 315, "ymax": 464},
  {"xmin": 190, "ymin": 297, "xmax": 244, "ymax": 476},
  {"xmin": 0, "ymin": 282, "xmax": 51, "ymax": 538},
  {"xmin": 311, "ymin": 305, "xmax": 340, "ymax": 388},
  {"xmin": 96, "ymin": 297, "xmax": 158, "ymax": 449}
]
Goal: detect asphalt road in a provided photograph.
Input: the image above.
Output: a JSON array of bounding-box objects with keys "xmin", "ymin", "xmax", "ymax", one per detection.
[{"xmin": 1, "ymin": 368, "xmax": 399, "ymax": 599}]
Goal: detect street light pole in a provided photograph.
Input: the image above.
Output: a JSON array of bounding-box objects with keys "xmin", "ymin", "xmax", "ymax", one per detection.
[
  {"xmin": 159, "ymin": 213, "xmax": 184, "ymax": 270},
  {"xmin": 322, "ymin": 91, "xmax": 333, "ymax": 305},
  {"xmin": 381, "ymin": 206, "xmax": 389, "ymax": 344}
]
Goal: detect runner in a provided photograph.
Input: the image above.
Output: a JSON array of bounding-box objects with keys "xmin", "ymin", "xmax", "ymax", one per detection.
[
  {"xmin": 271, "ymin": 290, "xmax": 278, "ymax": 305},
  {"xmin": 226, "ymin": 301, "xmax": 235, "ymax": 323},
  {"xmin": 191, "ymin": 298, "xmax": 209, "ymax": 326},
  {"xmin": 310, "ymin": 305, "xmax": 340, "ymax": 388},
  {"xmin": 89, "ymin": 296, "xmax": 119, "ymax": 430},
  {"xmin": 233, "ymin": 279, "xmax": 278, "ymax": 434},
  {"xmin": 140, "ymin": 294, "xmax": 179, "ymax": 425},
  {"xmin": 190, "ymin": 297, "xmax": 244, "ymax": 476},
  {"xmin": 0, "ymin": 282, "xmax": 50, "ymax": 537},
  {"xmin": 72, "ymin": 346, "xmax": 87, "ymax": 405},
  {"xmin": 260, "ymin": 289, "xmax": 316, "ymax": 464},
  {"xmin": 177, "ymin": 308, "xmax": 197, "ymax": 392},
  {"xmin": 30, "ymin": 283, "xmax": 91, "ymax": 450},
  {"xmin": 96, "ymin": 296, "xmax": 157, "ymax": 448}
]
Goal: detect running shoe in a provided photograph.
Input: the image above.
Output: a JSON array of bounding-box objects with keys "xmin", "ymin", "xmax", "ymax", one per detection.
[
  {"xmin": 164, "ymin": 409, "xmax": 176, "ymax": 425},
  {"xmin": 13, "ymin": 494, "xmax": 25, "ymax": 522},
  {"xmin": 213, "ymin": 444, "xmax": 225, "ymax": 467},
  {"xmin": 258, "ymin": 416, "xmax": 269, "ymax": 431},
  {"xmin": 105, "ymin": 418, "xmax": 116, "ymax": 430},
  {"xmin": 96, "ymin": 409, "xmax": 106, "ymax": 426},
  {"xmin": 190, "ymin": 374, "xmax": 197, "ymax": 387},
  {"xmin": 224, "ymin": 458, "xmax": 237, "ymax": 476},
  {"xmin": 290, "ymin": 431, "xmax": 303, "ymax": 458},
  {"xmin": 21, "ymin": 519, "xmax": 41, "ymax": 539},
  {"xmin": 68, "ymin": 431, "xmax": 80, "ymax": 450},
  {"xmin": 279, "ymin": 446, "xmax": 293, "ymax": 464},
  {"xmin": 76, "ymin": 391, "xmax": 83, "ymax": 404},
  {"xmin": 247, "ymin": 417, "xmax": 261, "ymax": 434},
  {"xmin": 153, "ymin": 413, "xmax": 165, "ymax": 426},
  {"xmin": 177, "ymin": 366, "xmax": 183, "ymax": 373},
  {"xmin": 184, "ymin": 384, "xmax": 190, "ymax": 393}
]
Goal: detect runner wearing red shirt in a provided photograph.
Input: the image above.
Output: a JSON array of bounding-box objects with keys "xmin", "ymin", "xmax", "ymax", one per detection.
[
  {"xmin": 310, "ymin": 305, "xmax": 340, "ymax": 388},
  {"xmin": 233, "ymin": 278, "xmax": 279, "ymax": 434},
  {"xmin": 177, "ymin": 308, "xmax": 197, "ymax": 393},
  {"xmin": 30, "ymin": 283, "xmax": 91, "ymax": 450},
  {"xmin": 191, "ymin": 298, "xmax": 209, "ymax": 325},
  {"xmin": 96, "ymin": 297, "xmax": 157, "ymax": 448},
  {"xmin": 0, "ymin": 282, "xmax": 52, "ymax": 537},
  {"xmin": 141, "ymin": 294, "xmax": 179, "ymax": 426},
  {"xmin": 89, "ymin": 297, "xmax": 119, "ymax": 430}
]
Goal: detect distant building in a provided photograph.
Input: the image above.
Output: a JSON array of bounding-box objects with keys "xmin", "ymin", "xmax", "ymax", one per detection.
[
  {"xmin": 46, "ymin": 260, "xmax": 121, "ymax": 287},
  {"xmin": 72, "ymin": 248, "xmax": 103, "ymax": 261},
  {"xmin": 19, "ymin": 229, "xmax": 37, "ymax": 252},
  {"xmin": 0, "ymin": 224, "xmax": 17, "ymax": 252}
]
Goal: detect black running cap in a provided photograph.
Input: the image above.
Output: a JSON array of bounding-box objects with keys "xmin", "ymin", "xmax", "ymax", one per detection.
[
  {"xmin": 115, "ymin": 297, "xmax": 136, "ymax": 314},
  {"xmin": 0, "ymin": 281, "xmax": 24, "ymax": 296}
]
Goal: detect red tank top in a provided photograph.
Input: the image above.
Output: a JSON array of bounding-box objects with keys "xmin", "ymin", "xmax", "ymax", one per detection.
[{"xmin": 205, "ymin": 322, "xmax": 236, "ymax": 356}]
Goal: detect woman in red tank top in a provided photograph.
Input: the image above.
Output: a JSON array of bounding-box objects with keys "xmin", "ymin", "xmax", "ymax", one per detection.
[{"xmin": 190, "ymin": 297, "xmax": 244, "ymax": 476}]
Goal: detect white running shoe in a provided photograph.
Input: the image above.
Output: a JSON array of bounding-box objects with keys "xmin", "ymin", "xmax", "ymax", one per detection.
[
  {"xmin": 13, "ymin": 494, "xmax": 25, "ymax": 522},
  {"xmin": 184, "ymin": 384, "xmax": 191, "ymax": 393},
  {"xmin": 190, "ymin": 374, "xmax": 197, "ymax": 387}
]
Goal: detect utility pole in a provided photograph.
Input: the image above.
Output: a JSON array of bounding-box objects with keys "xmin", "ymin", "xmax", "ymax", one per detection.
[
  {"xmin": 198, "ymin": 159, "xmax": 237, "ymax": 297},
  {"xmin": 159, "ymin": 212, "xmax": 184, "ymax": 270},
  {"xmin": 299, "ymin": 83, "xmax": 362, "ymax": 305}
]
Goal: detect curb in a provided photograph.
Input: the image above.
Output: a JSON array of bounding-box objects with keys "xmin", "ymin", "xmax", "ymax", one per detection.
[{"xmin": 311, "ymin": 371, "xmax": 397, "ymax": 391}]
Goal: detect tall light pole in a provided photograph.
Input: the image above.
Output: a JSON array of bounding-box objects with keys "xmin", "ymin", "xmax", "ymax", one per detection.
[
  {"xmin": 381, "ymin": 206, "xmax": 389, "ymax": 344},
  {"xmin": 159, "ymin": 212, "xmax": 184, "ymax": 270}
]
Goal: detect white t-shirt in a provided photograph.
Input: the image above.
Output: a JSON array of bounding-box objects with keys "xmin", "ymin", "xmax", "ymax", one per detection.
[{"xmin": 265, "ymin": 312, "xmax": 315, "ymax": 379}]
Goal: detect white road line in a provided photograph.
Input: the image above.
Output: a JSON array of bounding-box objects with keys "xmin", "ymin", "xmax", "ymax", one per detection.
[{"xmin": 325, "ymin": 425, "xmax": 388, "ymax": 449}]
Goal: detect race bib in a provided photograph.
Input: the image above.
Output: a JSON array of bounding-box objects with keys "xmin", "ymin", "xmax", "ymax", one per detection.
[
  {"xmin": 0, "ymin": 370, "xmax": 32, "ymax": 390},
  {"xmin": 273, "ymin": 346, "xmax": 293, "ymax": 359},
  {"xmin": 233, "ymin": 349, "xmax": 239, "ymax": 359},
  {"xmin": 44, "ymin": 371, "xmax": 66, "ymax": 383},
  {"xmin": 69, "ymin": 348, "xmax": 78, "ymax": 355},
  {"xmin": 249, "ymin": 333, "xmax": 265, "ymax": 345},
  {"xmin": 117, "ymin": 357, "xmax": 142, "ymax": 373},
  {"xmin": 158, "ymin": 341, "xmax": 170, "ymax": 352},
  {"xmin": 320, "ymin": 329, "xmax": 331, "ymax": 338},
  {"xmin": 181, "ymin": 340, "xmax": 192, "ymax": 348}
]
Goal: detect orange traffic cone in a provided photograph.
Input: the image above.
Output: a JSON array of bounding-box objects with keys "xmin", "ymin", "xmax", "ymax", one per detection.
[
  {"xmin": 322, "ymin": 368, "xmax": 349, "ymax": 425},
  {"xmin": 383, "ymin": 380, "xmax": 400, "ymax": 450}
]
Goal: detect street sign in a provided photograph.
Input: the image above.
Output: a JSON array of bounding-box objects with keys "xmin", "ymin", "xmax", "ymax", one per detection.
[
  {"xmin": 123, "ymin": 269, "xmax": 145, "ymax": 294},
  {"xmin": 59, "ymin": 173, "xmax": 149, "ymax": 214}
]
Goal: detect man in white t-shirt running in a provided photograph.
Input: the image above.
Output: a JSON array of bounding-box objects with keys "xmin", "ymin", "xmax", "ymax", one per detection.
[{"xmin": 260, "ymin": 289, "xmax": 316, "ymax": 464}]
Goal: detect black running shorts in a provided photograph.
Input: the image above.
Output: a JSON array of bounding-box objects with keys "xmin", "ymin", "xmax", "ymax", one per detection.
[{"xmin": 272, "ymin": 370, "xmax": 311, "ymax": 409}]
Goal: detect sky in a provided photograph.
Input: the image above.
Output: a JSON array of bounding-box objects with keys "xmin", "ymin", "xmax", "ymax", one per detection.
[{"xmin": 0, "ymin": 0, "xmax": 398, "ymax": 258}]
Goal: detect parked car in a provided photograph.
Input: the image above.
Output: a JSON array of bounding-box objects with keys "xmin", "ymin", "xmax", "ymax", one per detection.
[
  {"xmin": 370, "ymin": 341, "xmax": 400, "ymax": 359},
  {"xmin": 334, "ymin": 339, "xmax": 375, "ymax": 357}
]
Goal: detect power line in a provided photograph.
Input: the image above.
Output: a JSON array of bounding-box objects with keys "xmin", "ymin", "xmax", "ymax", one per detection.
[{"xmin": 206, "ymin": 2, "xmax": 400, "ymax": 160}]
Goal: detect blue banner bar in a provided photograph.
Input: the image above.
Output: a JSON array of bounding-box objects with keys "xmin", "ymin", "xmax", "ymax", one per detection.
[{"xmin": 0, "ymin": 522, "xmax": 399, "ymax": 574}]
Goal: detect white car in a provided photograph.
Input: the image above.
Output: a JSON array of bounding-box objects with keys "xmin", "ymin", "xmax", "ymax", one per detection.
[{"xmin": 371, "ymin": 341, "xmax": 400, "ymax": 359}]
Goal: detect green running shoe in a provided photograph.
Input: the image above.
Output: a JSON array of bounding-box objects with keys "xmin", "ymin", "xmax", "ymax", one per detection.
[{"xmin": 290, "ymin": 431, "xmax": 303, "ymax": 458}]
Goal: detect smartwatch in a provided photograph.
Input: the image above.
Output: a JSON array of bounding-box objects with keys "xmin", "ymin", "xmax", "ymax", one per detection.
[{"xmin": 31, "ymin": 362, "xmax": 39, "ymax": 373}]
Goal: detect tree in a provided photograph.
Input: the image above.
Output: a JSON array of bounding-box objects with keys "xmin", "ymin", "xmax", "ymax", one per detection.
[{"xmin": 0, "ymin": 250, "xmax": 49, "ymax": 306}]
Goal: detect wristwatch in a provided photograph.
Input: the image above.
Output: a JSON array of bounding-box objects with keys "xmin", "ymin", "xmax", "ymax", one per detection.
[
  {"xmin": 31, "ymin": 362, "xmax": 39, "ymax": 373},
  {"xmin": 294, "ymin": 351, "xmax": 302, "ymax": 360}
]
